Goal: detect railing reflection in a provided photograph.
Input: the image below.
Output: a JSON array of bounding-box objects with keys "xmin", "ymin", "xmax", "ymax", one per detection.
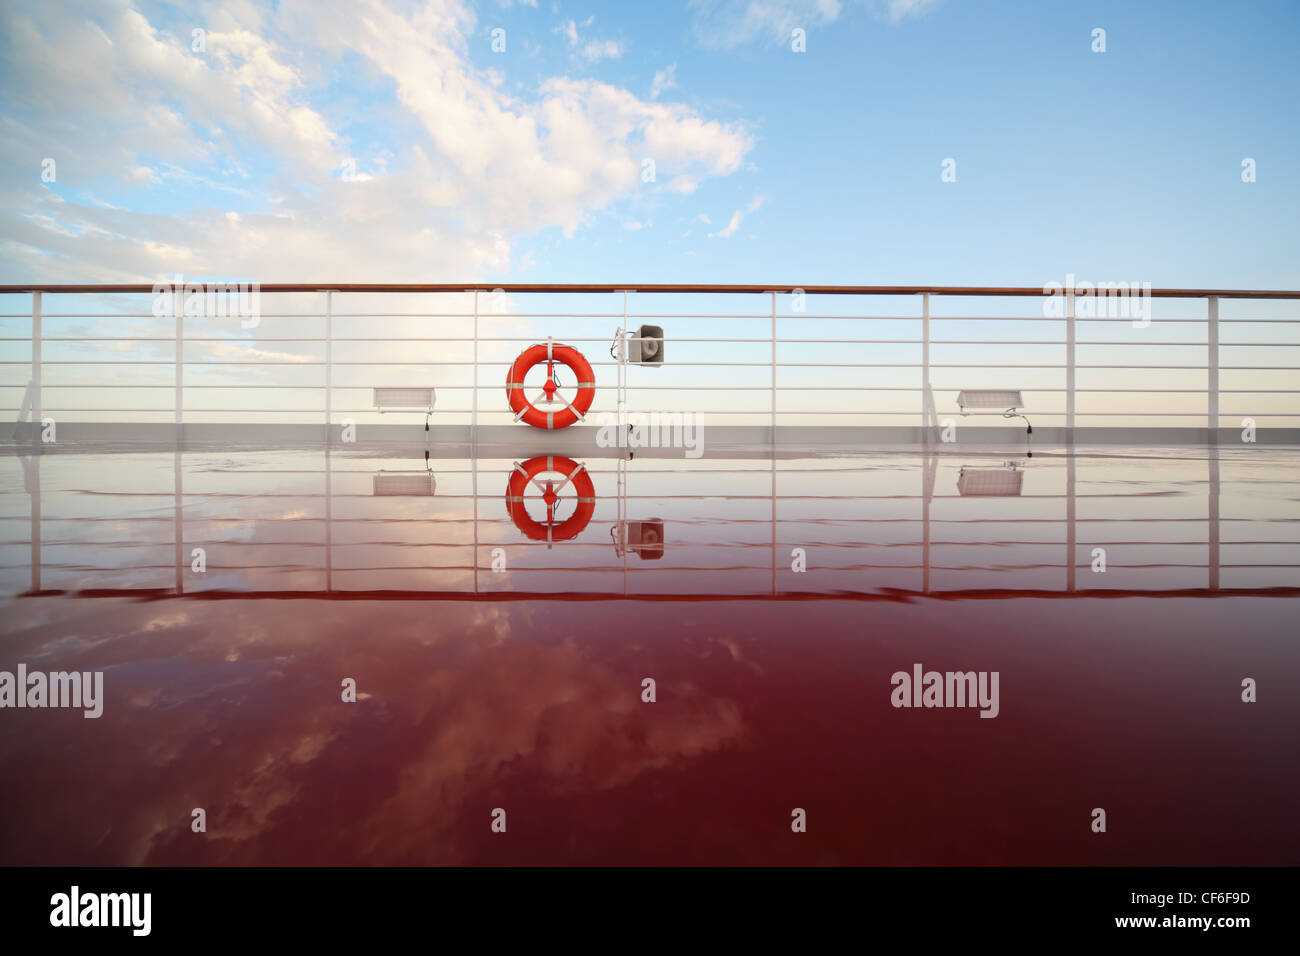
[{"xmin": 7, "ymin": 445, "xmax": 1294, "ymax": 600}]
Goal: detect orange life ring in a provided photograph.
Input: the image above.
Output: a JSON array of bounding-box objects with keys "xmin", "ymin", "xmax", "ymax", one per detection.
[
  {"xmin": 506, "ymin": 342, "xmax": 596, "ymax": 429},
  {"xmin": 505, "ymin": 455, "xmax": 596, "ymax": 543}
]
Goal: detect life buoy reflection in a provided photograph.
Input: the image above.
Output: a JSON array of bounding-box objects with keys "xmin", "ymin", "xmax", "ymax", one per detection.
[{"xmin": 505, "ymin": 455, "xmax": 596, "ymax": 544}]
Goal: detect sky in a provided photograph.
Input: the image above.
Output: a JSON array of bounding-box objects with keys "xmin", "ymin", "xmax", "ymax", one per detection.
[
  {"xmin": 0, "ymin": 0, "xmax": 1297, "ymax": 430},
  {"xmin": 2, "ymin": 0, "xmax": 1298, "ymax": 289}
]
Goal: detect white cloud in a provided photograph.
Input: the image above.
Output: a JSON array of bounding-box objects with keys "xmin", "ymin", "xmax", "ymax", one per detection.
[
  {"xmin": 129, "ymin": 165, "xmax": 161, "ymax": 185},
  {"xmin": 714, "ymin": 210, "xmax": 743, "ymax": 238},
  {"xmin": 0, "ymin": 0, "xmax": 752, "ymax": 283},
  {"xmin": 580, "ymin": 39, "xmax": 623, "ymax": 62},
  {"xmin": 556, "ymin": 16, "xmax": 623, "ymax": 63},
  {"xmin": 880, "ymin": 0, "xmax": 941, "ymax": 22},
  {"xmin": 688, "ymin": 0, "xmax": 938, "ymax": 47},
  {"xmin": 710, "ymin": 195, "xmax": 764, "ymax": 238},
  {"xmin": 663, "ymin": 174, "xmax": 699, "ymax": 194},
  {"xmin": 688, "ymin": 0, "xmax": 841, "ymax": 47},
  {"xmin": 650, "ymin": 63, "xmax": 677, "ymax": 98}
]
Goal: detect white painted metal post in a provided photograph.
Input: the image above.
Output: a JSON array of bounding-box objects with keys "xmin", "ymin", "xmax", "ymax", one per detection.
[
  {"xmin": 764, "ymin": 291, "xmax": 774, "ymax": 595},
  {"xmin": 325, "ymin": 446, "xmax": 332, "ymax": 592},
  {"xmin": 1066, "ymin": 451, "xmax": 1076, "ymax": 592},
  {"xmin": 921, "ymin": 292, "xmax": 930, "ymax": 435},
  {"xmin": 621, "ymin": 290, "xmax": 629, "ymax": 419},
  {"xmin": 175, "ymin": 297, "xmax": 183, "ymax": 440},
  {"xmin": 175, "ymin": 449, "xmax": 183, "ymax": 595},
  {"xmin": 1066, "ymin": 290, "xmax": 1075, "ymax": 441},
  {"xmin": 325, "ymin": 290, "xmax": 333, "ymax": 436},
  {"xmin": 1208, "ymin": 296, "xmax": 1219, "ymax": 441},
  {"xmin": 31, "ymin": 291, "xmax": 41, "ymax": 427},
  {"xmin": 472, "ymin": 289, "xmax": 479, "ymax": 594},
  {"xmin": 1208, "ymin": 452, "xmax": 1220, "ymax": 590},
  {"xmin": 770, "ymin": 291, "xmax": 777, "ymax": 441},
  {"xmin": 922, "ymin": 450, "xmax": 934, "ymax": 594},
  {"xmin": 471, "ymin": 290, "xmax": 479, "ymax": 435},
  {"xmin": 619, "ymin": 456, "xmax": 628, "ymax": 596},
  {"xmin": 28, "ymin": 456, "xmax": 40, "ymax": 593},
  {"xmin": 771, "ymin": 291, "xmax": 777, "ymax": 596}
]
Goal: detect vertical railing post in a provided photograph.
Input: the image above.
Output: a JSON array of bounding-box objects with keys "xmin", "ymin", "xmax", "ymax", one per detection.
[
  {"xmin": 472, "ymin": 289, "xmax": 479, "ymax": 594},
  {"xmin": 174, "ymin": 449, "xmax": 183, "ymax": 595},
  {"xmin": 619, "ymin": 457, "xmax": 628, "ymax": 596},
  {"xmin": 325, "ymin": 290, "xmax": 333, "ymax": 438},
  {"xmin": 770, "ymin": 291, "xmax": 777, "ymax": 596},
  {"xmin": 922, "ymin": 450, "xmax": 934, "ymax": 594},
  {"xmin": 1207, "ymin": 295, "xmax": 1219, "ymax": 442},
  {"xmin": 1065, "ymin": 289, "xmax": 1075, "ymax": 442},
  {"xmin": 921, "ymin": 291, "xmax": 931, "ymax": 437},
  {"xmin": 31, "ymin": 291, "xmax": 41, "ymax": 429},
  {"xmin": 27, "ymin": 457, "xmax": 40, "ymax": 594},
  {"xmin": 175, "ymin": 296, "xmax": 183, "ymax": 441},
  {"xmin": 1066, "ymin": 451, "xmax": 1076, "ymax": 592},
  {"xmin": 770, "ymin": 291, "xmax": 777, "ymax": 442},
  {"xmin": 323, "ymin": 290, "xmax": 334, "ymax": 590},
  {"xmin": 325, "ymin": 446, "xmax": 332, "ymax": 592},
  {"xmin": 620, "ymin": 290, "xmax": 629, "ymax": 418},
  {"xmin": 1208, "ymin": 452, "xmax": 1220, "ymax": 591},
  {"xmin": 921, "ymin": 292, "xmax": 932, "ymax": 593},
  {"xmin": 471, "ymin": 289, "xmax": 479, "ymax": 437}
]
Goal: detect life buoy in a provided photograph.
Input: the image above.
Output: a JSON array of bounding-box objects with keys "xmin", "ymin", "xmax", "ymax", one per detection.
[
  {"xmin": 506, "ymin": 341, "xmax": 596, "ymax": 429},
  {"xmin": 505, "ymin": 455, "xmax": 596, "ymax": 543}
]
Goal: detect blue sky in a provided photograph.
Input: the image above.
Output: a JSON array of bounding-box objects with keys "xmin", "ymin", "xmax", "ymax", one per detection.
[
  {"xmin": 1, "ymin": 1, "xmax": 1297, "ymax": 431},
  {"xmin": 2, "ymin": 0, "xmax": 1298, "ymax": 289}
]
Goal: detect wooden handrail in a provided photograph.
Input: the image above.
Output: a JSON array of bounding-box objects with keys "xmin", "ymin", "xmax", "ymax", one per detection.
[{"xmin": 1, "ymin": 283, "xmax": 1299, "ymax": 298}]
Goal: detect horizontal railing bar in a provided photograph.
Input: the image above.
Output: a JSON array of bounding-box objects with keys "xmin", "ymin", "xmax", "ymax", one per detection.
[
  {"xmin": 33, "ymin": 409, "xmax": 326, "ymax": 413},
  {"xmin": 21, "ymin": 385, "xmax": 1291, "ymax": 393},
  {"xmin": 14, "ymin": 408, "xmax": 1300, "ymax": 415},
  {"xmin": 0, "ymin": 337, "xmax": 171, "ymax": 342},
  {"xmin": 25, "ymin": 468, "xmax": 1297, "ymax": 483},
  {"xmin": 1070, "ymin": 412, "xmax": 1220, "ymax": 417},
  {"xmin": 5, "ymin": 283, "xmax": 1299, "ymax": 297},
  {"xmin": 18, "ymin": 538, "xmax": 1290, "ymax": 548},
  {"xmin": 24, "ymin": 564, "xmax": 1297, "ymax": 574},
  {"xmin": 15, "ymin": 384, "xmax": 919, "ymax": 392},
  {"xmin": 0, "ymin": 361, "xmax": 172, "ymax": 365},
  {"xmin": 14, "ymin": 409, "xmax": 1300, "ymax": 415},
  {"xmin": 8, "ymin": 315, "xmax": 1296, "ymax": 326},
  {"xmin": 25, "ymin": 516, "xmax": 1283, "ymax": 527},
  {"xmin": 10, "ymin": 360, "xmax": 1299, "ymax": 369},
  {"xmin": 12, "ymin": 336, "xmax": 1300, "ymax": 347},
  {"xmin": 7, "ymin": 317, "xmax": 1289, "ymax": 329},
  {"xmin": 29, "ymin": 489, "xmax": 1300, "ymax": 501},
  {"xmin": 1071, "ymin": 365, "xmax": 1218, "ymax": 369}
]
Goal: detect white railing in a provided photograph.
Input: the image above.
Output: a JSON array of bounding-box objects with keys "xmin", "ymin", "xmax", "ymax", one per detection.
[{"xmin": 2, "ymin": 284, "xmax": 1299, "ymax": 434}]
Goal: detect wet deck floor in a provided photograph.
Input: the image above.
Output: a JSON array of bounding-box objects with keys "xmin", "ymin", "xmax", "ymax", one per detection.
[{"xmin": 1, "ymin": 445, "xmax": 1297, "ymax": 864}]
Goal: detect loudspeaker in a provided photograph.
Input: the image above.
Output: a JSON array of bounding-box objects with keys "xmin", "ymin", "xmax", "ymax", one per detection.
[
  {"xmin": 623, "ymin": 520, "xmax": 665, "ymax": 559},
  {"xmin": 629, "ymin": 324, "xmax": 664, "ymax": 364}
]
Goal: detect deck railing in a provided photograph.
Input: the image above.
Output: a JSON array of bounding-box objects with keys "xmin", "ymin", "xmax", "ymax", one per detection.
[{"xmin": 2, "ymin": 284, "xmax": 1299, "ymax": 436}]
